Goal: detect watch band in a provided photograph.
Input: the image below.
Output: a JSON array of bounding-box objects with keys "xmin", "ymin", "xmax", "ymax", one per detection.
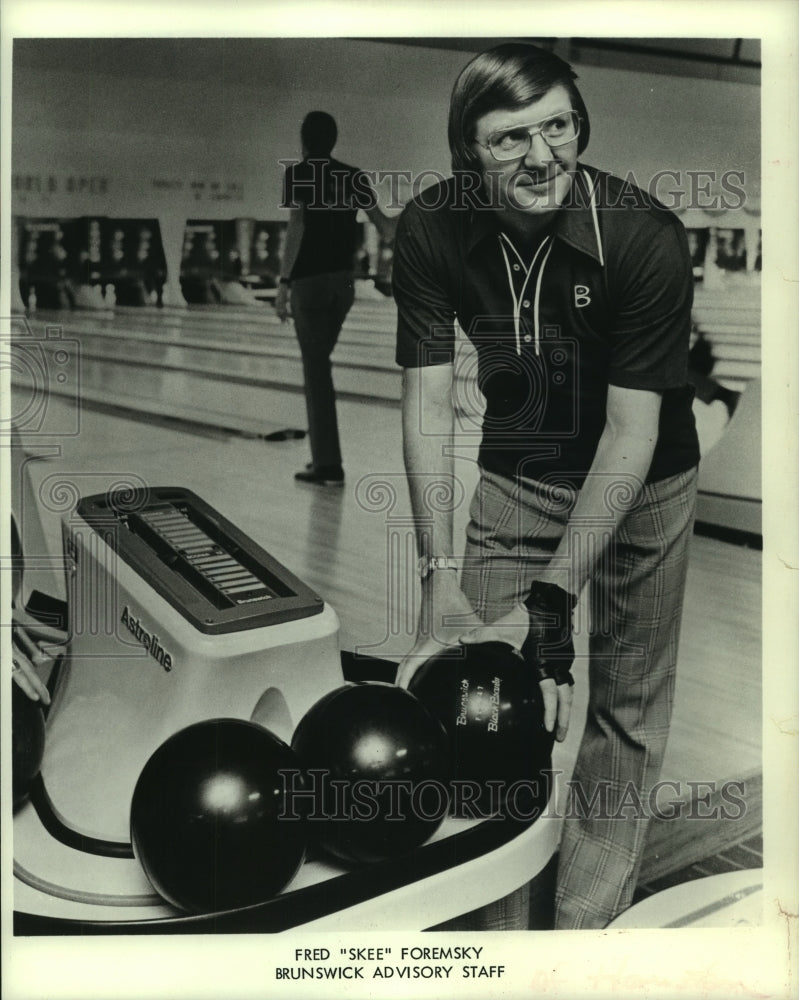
[{"xmin": 418, "ymin": 556, "xmax": 459, "ymax": 580}]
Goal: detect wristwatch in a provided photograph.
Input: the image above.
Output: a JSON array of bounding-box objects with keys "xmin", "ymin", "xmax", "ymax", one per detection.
[{"xmin": 417, "ymin": 556, "xmax": 459, "ymax": 581}]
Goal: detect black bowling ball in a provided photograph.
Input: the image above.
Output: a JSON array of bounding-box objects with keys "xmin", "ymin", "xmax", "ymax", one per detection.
[
  {"xmin": 12, "ymin": 681, "xmax": 46, "ymax": 810},
  {"xmin": 408, "ymin": 642, "xmax": 554, "ymax": 819},
  {"xmin": 130, "ymin": 718, "xmax": 306, "ymax": 914},
  {"xmin": 291, "ymin": 682, "xmax": 451, "ymax": 865}
]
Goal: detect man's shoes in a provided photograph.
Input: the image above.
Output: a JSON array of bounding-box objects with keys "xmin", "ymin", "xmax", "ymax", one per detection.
[{"xmin": 294, "ymin": 465, "xmax": 345, "ymax": 486}]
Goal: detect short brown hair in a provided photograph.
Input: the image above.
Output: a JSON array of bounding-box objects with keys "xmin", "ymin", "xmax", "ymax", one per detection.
[{"xmin": 448, "ymin": 43, "xmax": 590, "ymax": 173}]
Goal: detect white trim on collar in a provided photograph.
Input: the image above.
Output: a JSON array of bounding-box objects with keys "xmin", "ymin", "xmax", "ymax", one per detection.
[{"xmin": 582, "ymin": 168, "xmax": 605, "ymax": 267}]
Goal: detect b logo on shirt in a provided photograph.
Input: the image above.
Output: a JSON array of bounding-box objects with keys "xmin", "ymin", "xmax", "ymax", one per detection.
[{"xmin": 574, "ymin": 285, "xmax": 591, "ymax": 308}]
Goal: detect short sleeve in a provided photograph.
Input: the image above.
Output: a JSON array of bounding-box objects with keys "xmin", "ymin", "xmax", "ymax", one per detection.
[
  {"xmin": 607, "ymin": 218, "xmax": 694, "ymax": 391},
  {"xmin": 283, "ymin": 160, "xmax": 374, "ymax": 211},
  {"xmin": 393, "ymin": 204, "xmax": 457, "ymax": 368}
]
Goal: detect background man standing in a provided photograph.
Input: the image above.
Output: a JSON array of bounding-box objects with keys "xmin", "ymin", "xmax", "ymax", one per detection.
[{"xmin": 277, "ymin": 111, "xmax": 397, "ymax": 485}]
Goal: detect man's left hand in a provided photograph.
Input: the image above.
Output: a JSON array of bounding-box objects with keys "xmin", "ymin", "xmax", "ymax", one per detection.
[{"xmin": 460, "ymin": 582, "xmax": 577, "ymax": 742}]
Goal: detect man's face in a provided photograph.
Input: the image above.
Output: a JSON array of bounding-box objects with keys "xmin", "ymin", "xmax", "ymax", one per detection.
[{"xmin": 472, "ymin": 84, "xmax": 579, "ymax": 223}]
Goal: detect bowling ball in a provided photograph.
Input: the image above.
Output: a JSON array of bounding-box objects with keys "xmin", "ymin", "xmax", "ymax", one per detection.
[
  {"xmin": 291, "ymin": 682, "xmax": 451, "ymax": 866},
  {"xmin": 408, "ymin": 642, "xmax": 555, "ymax": 819},
  {"xmin": 12, "ymin": 681, "xmax": 46, "ymax": 811},
  {"xmin": 130, "ymin": 718, "xmax": 306, "ymax": 914}
]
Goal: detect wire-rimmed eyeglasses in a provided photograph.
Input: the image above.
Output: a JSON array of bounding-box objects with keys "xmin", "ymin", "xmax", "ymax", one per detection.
[{"xmin": 474, "ymin": 111, "xmax": 581, "ymax": 162}]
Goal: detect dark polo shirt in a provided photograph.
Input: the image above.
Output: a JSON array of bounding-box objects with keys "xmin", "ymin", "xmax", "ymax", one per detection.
[
  {"xmin": 393, "ymin": 165, "xmax": 700, "ymax": 487},
  {"xmin": 283, "ymin": 156, "xmax": 374, "ymax": 280}
]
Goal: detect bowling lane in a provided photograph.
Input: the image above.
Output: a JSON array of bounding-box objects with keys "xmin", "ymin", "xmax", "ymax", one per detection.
[
  {"xmin": 9, "ymin": 295, "xmax": 480, "ymax": 418},
  {"xmin": 11, "ymin": 302, "xmax": 401, "ymax": 436}
]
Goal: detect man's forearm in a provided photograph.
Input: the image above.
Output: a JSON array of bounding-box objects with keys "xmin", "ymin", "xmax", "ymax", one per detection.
[
  {"xmin": 401, "ymin": 365, "xmax": 456, "ymax": 561},
  {"xmin": 539, "ymin": 432, "xmax": 655, "ymax": 597},
  {"xmin": 538, "ymin": 389, "xmax": 661, "ymax": 597},
  {"xmin": 279, "ymin": 208, "xmax": 303, "ymax": 281}
]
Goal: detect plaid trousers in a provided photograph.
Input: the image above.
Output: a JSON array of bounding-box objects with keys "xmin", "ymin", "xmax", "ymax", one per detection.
[{"xmin": 457, "ymin": 463, "xmax": 698, "ymax": 930}]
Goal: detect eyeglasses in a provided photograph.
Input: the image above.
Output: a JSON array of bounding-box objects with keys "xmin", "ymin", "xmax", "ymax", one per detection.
[{"xmin": 474, "ymin": 111, "xmax": 581, "ymax": 162}]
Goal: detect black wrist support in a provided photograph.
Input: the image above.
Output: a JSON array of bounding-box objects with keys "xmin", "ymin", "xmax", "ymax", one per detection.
[
  {"xmin": 522, "ymin": 581, "xmax": 578, "ymax": 687},
  {"xmin": 523, "ymin": 581, "xmax": 578, "ymax": 619}
]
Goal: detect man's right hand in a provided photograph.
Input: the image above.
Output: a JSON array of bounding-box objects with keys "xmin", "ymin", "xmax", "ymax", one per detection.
[
  {"xmin": 12, "ymin": 624, "xmax": 56, "ymax": 705},
  {"xmin": 274, "ymin": 284, "xmax": 291, "ymax": 322},
  {"xmin": 394, "ymin": 575, "xmax": 481, "ymax": 688}
]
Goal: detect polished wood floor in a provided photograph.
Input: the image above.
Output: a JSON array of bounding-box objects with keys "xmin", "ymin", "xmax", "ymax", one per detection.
[{"xmin": 11, "ymin": 298, "xmax": 762, "ymax": 811}]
